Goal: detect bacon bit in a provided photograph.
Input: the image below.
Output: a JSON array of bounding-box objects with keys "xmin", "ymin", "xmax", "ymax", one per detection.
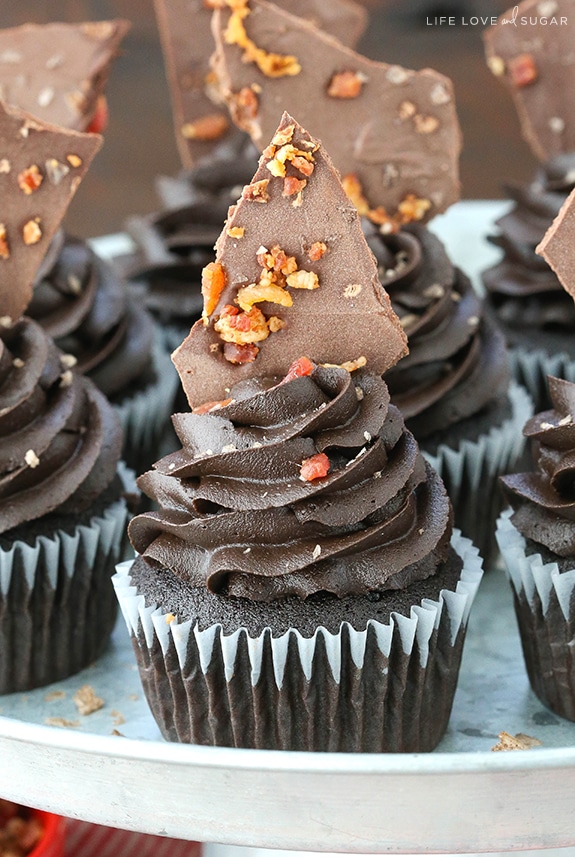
[
  {"xmin": 327, "ymin": 70, "xmax": 365, "ymax": 99},
  {"xmin": 17, "ymin": 164, "xmax": 43, "ymax": 194},
  {"xmin": 286, "ymin": 269, "xmax": 319, "ymax": 290},
  {"xmin": 272, "ymin": 124, "xmax": 295, "ymax": 146},
  {"xmin": 223, "ymin": 0, "xmax": 301, "ymax": 78},
  {"xmin": 0, "ymin": 159, "xmax": 10, "ymax": 173},
  {"xmin": 342, "ymin": 174, "xmax": 370, "ymax": 217},
  {"xmin": 290, "ymin": 155, "xmax": 314, "ymax": 176},
  {"xmin": 268, "ymin": 316, "xmax": 285, "ymax": 332},
  {"xmin": 300, "ymin": 452, "xmax": 330, "ymax": 482},
  {"xmin": 182, "ymin": 113, "xmax": 229, "ymax": 141},
  {"xmin": 509, "ymin": 53, "xmax": 538, "ymax": 87},
  {"xmin": 193, "ymin": 397, "xmax": 233, "ymax": 414},
  {"xmin": 283, "ymin": 176, "xmax": 306, "ymax": 197},
  {"xmin": 397, "ymin": 194, "xmax": 432, "ymax": 223},
  {"xmin": 398, "ymin": 100, "xmax": 417, "ymax": 120},
  {"xmin": 0, "ymin": 224, "xmax": 9, "ymax": 259},
  {"xmin": 66, "ymin": 154, "xmax": 82, "ymax": 168},
  {"xmin": 201, "ymin": 261, "xmax": 227, "ymax": 323},
  {"xmin": 282, "ymin": 356, "xmax": 315, "ymax": 382},
  {"xmin": 258, "ymin": 245, "xmax": 297, "ymax": 275},
  {"xmin": 414, "ymin": 114, "xmax": 439, "ymax": 134},
  {"xmin": 344, "ymin": 284, "xmax": 362, "ymax": 298},
  {"xmin": 224, "ymin": 341, "xmax": 259, "ymax": 364},
  {"xmin": 321, "ymin": 356, "xmax": 367, "ymax": 372},
  {"xmin": 23, "ymin": 218, "xmax": 42, "ymax": 245},
  {"xmin": 226, "ymin": 226, "xmax": 245, "ymax": 238},
  {"xmin": 266, "ymin": 157, "xmax": 286, "ymax": 177},
  {"xmin": 236, "ymin": 282, "xmax": 293, "ymax": 312},
  {"xmin": 242, "ymin": 179, "xmax": 269, "ymax": 202},
  {"xmin": 235, "ymin": 86, "xmax": 259, "ymax": 120},
  {"xmin": 215, "ymin": 305, "xmax": 270, "ymax": 343},
  {"xmin": 343, "ymin": 174, "xmax": 431, "ymax": 229},
  {"xmin": 307, "ymin": 241, "xmax": 327, "ymax": 261}
]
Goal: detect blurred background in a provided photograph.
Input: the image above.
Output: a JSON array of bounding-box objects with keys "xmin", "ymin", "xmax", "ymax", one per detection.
[{"xmin": 4, "ymin": 1, "xmax": 537, "ymax": 237}]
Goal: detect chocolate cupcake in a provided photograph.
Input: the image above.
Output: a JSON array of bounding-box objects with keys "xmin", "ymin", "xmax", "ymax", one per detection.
[
  {"xmin": 483, "ymin": 0, "xmax": 575, "ymax": 410},
  {"xmin": 0, "ymin": 103, "xmax": 129, "ymax": 694},
  {"xmin": 206, "ymin": 1, "xmax": 528, "ymax": 561},
  {"xmin": 497, "ymin": 375, "xmax": 575, "ymax": 721},
  {"xmin": 27, "ymin": 230, "xmax": 179, "ymax": 472},
  {"xmin": 114, "ymin": 113, "xmax": 483, "ymax": 752},
  {"xmin": 366, "ymin": 222, "xmax": 532, "ymax": 562}
]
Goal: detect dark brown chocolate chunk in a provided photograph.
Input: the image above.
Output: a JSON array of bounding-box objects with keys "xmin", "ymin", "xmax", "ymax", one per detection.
[
  {"xmin": 484, "ymin": 0, "xmax": 574, "ymax": 160},
  {"xmin": 0, "ymin": 100, "xmax": 102, "ymax": 322},
  {"xmin": 154, "ymin": 0, "xmax": 368, "ymax": 169},
  {"xmin": 536, "ymin": 186, "xmax": 575, "ymax": 299},
  {"xmin": 0, "ymin": 20, "xmax": 130, "ymax": 131},
  {"xmin": 211, "ymin": 0, "xmax": 461, "ymax": 224},
  {"xmin": 172, "ymin": 112, "xmax": 408, "ymax": 407}
]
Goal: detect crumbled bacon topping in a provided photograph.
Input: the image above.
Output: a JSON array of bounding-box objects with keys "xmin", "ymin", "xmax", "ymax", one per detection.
[
  {"xmin": 508, "ymin": 53, "xmax": 538, "ymax": 88},
  {"xmin": 17, "ymin": 164, "xmax": 43, "ymax": 194},
  {"xmin": 300, "ymin": 452, "xmax": 330, "ymax": 482},
  {"xmin": 223, "ymin": 0, "xmax": 301, "ymax": 78},
  {"xmin": 201, "ymin": 261, "xmax": 227, "ymax": 323},
  {"xmin": 181, "ymin": 113, "xmax": 229, "ymax": 141}
]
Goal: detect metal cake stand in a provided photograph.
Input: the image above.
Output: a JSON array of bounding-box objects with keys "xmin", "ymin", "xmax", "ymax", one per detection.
[{"xmin": 3, "ymin": 204, "xmax": 574, "ymax": 853}]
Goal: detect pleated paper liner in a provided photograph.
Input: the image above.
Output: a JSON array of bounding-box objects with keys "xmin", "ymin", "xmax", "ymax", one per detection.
[
  {"xmin": 113, "ymin": 531, "xmax": 483, "ymax": 752},
  {"xmin": 424, "ymin": 381, "xmax": 533, "ymax": 569},
  {"xmin": 497, "ymin": 509, "xmax": 575, "ymax": 722},
  {"xmin": 0, "ymin": 467, "xmax": 133, "ymax": 695},
  {"xmin": 113, "ymin": 340, "xmax": 180, "ymax": 472},
  {"xmin": 510, "ymin": 347, "xmax": 575, "ymax": 414}
]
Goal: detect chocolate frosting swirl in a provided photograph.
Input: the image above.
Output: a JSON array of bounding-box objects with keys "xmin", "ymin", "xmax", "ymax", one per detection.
[
  {"xmin": 502, "ymin": 376, "xmax": 575, "ymax": 557},
  {"xmin": 129, "ymin": 365, "xmax": 453, "ymax": 602},
  {"xmin": 482, "ymin": 153, "xmax": 575, "ymax": 333},
  {"xmin": 0, "ymin": 317, "xmax": 122, "ymax": 535},
  {"xmin": 27, "ymin": 231, "xmax": 155, "ymax": 398},
  {"xmin": 125, "ymin": 138, "xmax": 259, "ymax": 325},
  {"xmin": 365, "ymin": 223, "xmax": 510, "ymax": 438}
]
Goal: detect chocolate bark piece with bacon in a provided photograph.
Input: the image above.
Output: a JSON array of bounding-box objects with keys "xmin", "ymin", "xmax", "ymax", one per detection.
[
  {"xmin": 0, "ymin": 100, "xmax": 101, "ymax": 322},
  {"xmin": 537, "ymin": 186, "xmax": 575, "ymax": 299},
  {"xmin": 211, "ymin": 0, "xmax": 461, "ymax": 227},
  {"xmin": 172, "ymin": 112, "xmax": 408, "ymax": 407},
  {"xmin": 154, "ymin": 0, "xmax": 367, "ymax": 168},
  {"xmin": 0, "ymin": 20, "xmax": 130, "ymax": 132},
  {"xmin": 484, "ymin": 0, "xmax": 575, "ymax": 160}
]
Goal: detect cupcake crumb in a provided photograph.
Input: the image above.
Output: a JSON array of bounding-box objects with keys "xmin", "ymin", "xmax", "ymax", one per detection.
[
  {"xmin": 491, "ymin": 731, "xmax": 542, "ymax": 751},
  {"xmin": 45, "ymin": 717, "xmax": 80, "ymax": 728},
  {"xmin": 44, "ymin": 690, "xmax": 66, "ymax": 702},
  {"xmin": 111, "ymin": 709, "xmax": 125, "ymax": 726},
  {"xmin": 73, "ymin": 684, "xmax": 104, "ymax": 716}
]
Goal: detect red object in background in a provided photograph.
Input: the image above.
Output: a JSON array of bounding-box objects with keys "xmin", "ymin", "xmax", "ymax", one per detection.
[
  {"xmin": 30, "ymin": 811, "xmax": 66, "ymax": 857},
  {"xmin": 64, "ymin": 818, "xmax": 202, "ymax": 857},
  {"xmin": 85, "ymin": 96, "xmax": 109, "ymax": 134}
]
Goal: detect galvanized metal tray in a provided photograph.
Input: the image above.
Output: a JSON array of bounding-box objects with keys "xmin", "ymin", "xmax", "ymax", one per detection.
[{"xmin": 3, "ymin": 203, "xmax": 575, "ymax": 853}]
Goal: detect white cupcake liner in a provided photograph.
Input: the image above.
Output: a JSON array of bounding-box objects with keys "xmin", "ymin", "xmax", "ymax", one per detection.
[
  {"xmin": 510, "ymin": 347, "xmax": 575, "ymax": 414},
  {"xmin": 496, "ymin": 509, "xmax": 575, "ymax": 720},
  {"xmin": 113, "ymin": 530, "xmax": 483, "ymax": 752},
  {"xmin": 424, "ymin": 381, "xmax": 534, "ymax": 567},
  {"xmin": 113, "ymin": 341, "xmax": 180, "ymax": 469},
  {"xmin": 0, "ymin": 469, "xmax": 131, "ymax": 694}
]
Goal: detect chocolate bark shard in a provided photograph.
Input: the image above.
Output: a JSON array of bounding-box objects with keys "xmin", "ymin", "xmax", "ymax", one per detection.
[
  {"xmin": 0, "ymin": 100, "xmax": 102, "ymax": 322},
  {"xmin": 211, "ymin": 0, "xmax": 461, "ymax": 224},
  {"xmin": 154, "ymin": 0, "xmax": 368, "ymax": 169},
  {"xmin": 536, "ymin": 186, "xmax": 575, "ymax": 299},
  {"xmin": 172, "ymin": 112, "xmax": 408, "ymax": 408},
  {"xmin": 0, "ymin": 20, "xmax": 130, "ymax": 131},
  {"xmin": 483, "ymin": 0, "xmax": 575, "ymax": 161}
]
